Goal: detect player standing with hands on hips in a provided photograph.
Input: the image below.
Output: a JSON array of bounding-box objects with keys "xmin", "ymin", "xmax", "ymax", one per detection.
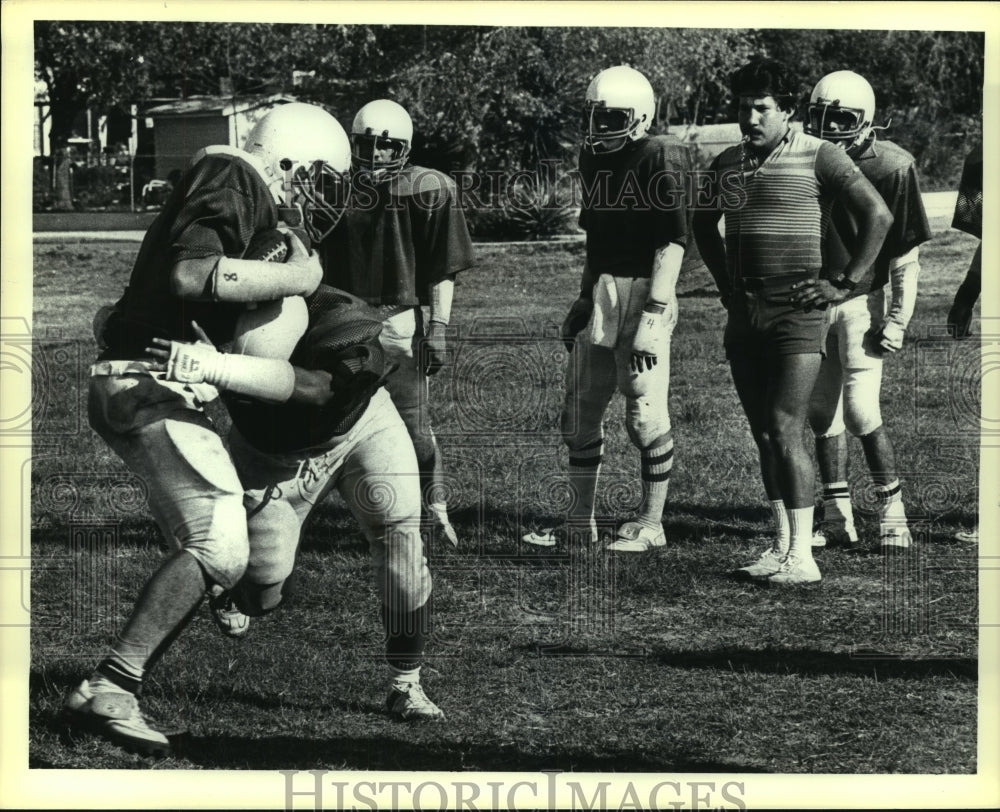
[
  {"xmin": 524, "ymin": 65, "xmax": 688, "ymax": 553},
  {"xmin": 802, "ymin": 70, "xmax": 931, "ymax": 553},
  {"xmin": 693, "ymin": 59, "xmax": 893, "ymax": 585},
  {"xmin": 321, "ymin": 99, "xmax": 475, "ymax": 548},
  {"xmin": 64, "ymin": 103, "xmax": 350, "ymax": 755}
]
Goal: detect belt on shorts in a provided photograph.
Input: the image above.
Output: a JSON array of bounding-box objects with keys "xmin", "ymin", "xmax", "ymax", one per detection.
[{"xmin": 90, "ymin": 359, "xmax": 159, "ymax": 377}]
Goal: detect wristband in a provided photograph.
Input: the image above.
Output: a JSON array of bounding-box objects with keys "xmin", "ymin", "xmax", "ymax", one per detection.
[{"xmin": 829, "ymin": 274, "xmax": 857, "ymax": 292}]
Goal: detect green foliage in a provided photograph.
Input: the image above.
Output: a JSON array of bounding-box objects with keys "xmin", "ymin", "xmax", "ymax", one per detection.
[{"xmin": 34, "ymin": 24, "xmax": 984, "ymax": 193}]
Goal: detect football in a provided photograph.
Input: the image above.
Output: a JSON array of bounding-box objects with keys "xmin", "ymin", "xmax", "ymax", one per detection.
[
  {"xmin": 243, "ymin": 228, "xmax": 292, "ymax": 263},
  {"xmin": 243, "ymin": 225, "xmax": 312, "ymax": 263}
]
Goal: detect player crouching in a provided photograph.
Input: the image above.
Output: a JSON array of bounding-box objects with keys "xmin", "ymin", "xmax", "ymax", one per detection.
[{"xmin": 149, "ymin": 284, "xmax": 444, "ymax": 722}]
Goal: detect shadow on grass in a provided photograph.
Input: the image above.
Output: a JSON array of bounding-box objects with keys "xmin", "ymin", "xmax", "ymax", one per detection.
[
  {"xmin": 527, "ymin": 644, "xmax": 976, "ymax": 681},
  {"xmin": 168, "ymin": 731, "xmax": 765, "ymax": 772}
]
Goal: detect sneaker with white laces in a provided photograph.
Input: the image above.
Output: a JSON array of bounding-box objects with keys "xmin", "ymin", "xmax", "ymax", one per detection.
[
  {"xmin": 63, "ymin": 680, "xmax": 171, "ymax": 756},
  {"xmin": 734, "ymin": 545, "xmax": 786, "ymax": 578},
  {"xmin": 522, "ymin": 520, "xmax": 598, "ymax": 548},
  {"xmin": 764, "ymin": 553, "xmax": 822, "ymax": 585},
  {"xmin": 605, "ymin": 521, "xmax": 666, "ymax": 552},
  {"xmin": 208, "ymin": 587, "xmax": 251, "ymax": 638},
  {"xmin": 811, "ymin": 522, "xmax": 859, "ymax": 549},
  {"xmin": 954, "ymin": 526, "xmax": 979, "ymax": 544},
  {"xmin": 385, "ymin": 682, "xmax": 445, "ymax": 722}
]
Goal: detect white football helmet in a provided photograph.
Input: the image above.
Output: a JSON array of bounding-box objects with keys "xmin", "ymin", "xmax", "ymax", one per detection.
[
  {"xmin": 804, "ymin": 70, "xmax": 876, "ymax": 150},
  {"xmin": 582, "ymin": 66, "xmax": 656, "ymax": 155},
  {"xmin": 243, "ymin": 103, "xmax": 351, "ymax": 242},
  {"xmin": 350, "ymin": 99, "xmax": 413, "ymax": 181}
]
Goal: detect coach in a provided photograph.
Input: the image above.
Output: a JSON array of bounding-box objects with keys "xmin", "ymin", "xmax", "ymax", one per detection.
[{"xmin": 693, "ymin": 59, "xmax": 893, "ymax": 585}]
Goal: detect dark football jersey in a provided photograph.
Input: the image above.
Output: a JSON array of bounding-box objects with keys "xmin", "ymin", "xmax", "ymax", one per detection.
[
  {"xmin": 577, "ymin": 135, "xmax": 689, "ymax": 278},
  {"xmin": 708, "ymin": 129, "xmax": 863, "ymax": 283},
  {"xmin": 823, "ymin": 137, "xmax": 932, "ymax": 295},
  {"xmin": 224, "ymin": 285, "xmax": 388, "ymax": 453},
  {"xmin": 100, "ymin": 152, "xmax": 280, "ymax": 360},
  {"xmin": 321, "ymin": 165, "xmax": 474, "ymax": 306},
  {"xmin": 952, "ymin": 145, "xmax": 983, "ymax": 239}
]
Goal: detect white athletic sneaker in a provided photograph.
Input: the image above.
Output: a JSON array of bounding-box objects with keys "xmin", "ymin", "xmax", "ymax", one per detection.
[
  {"xmin": 954, "ymin": 527, "xmax": 979, "ymax": 544},
  {"xmin": 386, "ymin": 682, "xmax": 445, "ymax": 722},
  {"xmin": 208, "ymin": 587, "xmax": 250, "ymax": 638},
  {"xmin": 63, "ymin": 680, "xmax": 171, "ymax": 756},
  {"xmin": 605, "ymin": 521, "xmax": 666, "ymax": 552},
  {"xmin": 764, "ymin": 553, "xmax": 822, "ymax": 585},
  {"xmin": 811, "ymin": 522, "xmax": 859, "ymax": 549},
  {"xmin": 735, "ymin": 545, "xmax": 786, "ymax": 578},
  {"xmin": 522, "ymin": 519, "xmax": 598, "ymax": 548}
]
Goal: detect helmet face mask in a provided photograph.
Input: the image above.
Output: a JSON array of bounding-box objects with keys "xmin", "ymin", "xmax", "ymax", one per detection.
[
  {"xmin": 582, "ymin": 102, "xmax": 640, "ymax": 154},
  {"xmin": 244, "ymin": 103, "xmax": 352, "ymax": 243},
  {"xmin": 804, "ymin": 70, "xmax": 876, "ymax": 152},
  {"xmin": 582, "ymin": 66, "xmax": 655, "ymax": 155},
  {"xmin": 350, "ymin": 100, "xmax": 413, "ymax": 182},
  {"xmin": 285, "ymin": 160, "xmax": 349, "ymax": 243}
]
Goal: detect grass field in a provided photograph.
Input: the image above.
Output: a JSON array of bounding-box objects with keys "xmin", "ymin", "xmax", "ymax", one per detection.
[{"xmin": 27, "ymin": 224, "xmax": 983, "ymax": 774}]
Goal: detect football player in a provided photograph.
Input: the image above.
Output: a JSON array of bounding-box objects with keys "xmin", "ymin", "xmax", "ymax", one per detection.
[
  {"xmin": 147, "ymin": 284, "xmax": 444, "ymax": 722},
  {"xmin": 692, "ymin": 59, "xmax": 893, "ymax": 585},
  {"xmin": 64, "ymin": 103, "xmax": 351, "ymax": 755},
  {"xmin": 948, "ymin": 144, "xmax": 983, "ymax": 544},
  {"xmin": 523, "ymin": 65, "xmax": 687, "ymax": 553},
  {"xmin": 321, "ymin": 99, "xmax": 475, "ymax": 548},
  {"xmin": 802, "ymin": 70, "xmax": 932, "ymax": 552}
]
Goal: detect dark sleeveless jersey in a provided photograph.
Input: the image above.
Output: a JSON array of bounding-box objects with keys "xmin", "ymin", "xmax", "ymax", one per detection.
[
  {"xmin": 321, "ymin": 165, "xmax": 474, "ymax": 306},
  {"xmin": 708, "ymin": 129, "xmax": 863, "ymax": 284},
  {"xmin": 823, "ymin": 137, "xmax": 931, "ymax": 296},
  {"xmin": 577, "ymin": 135, "xmax": 689, "ymax": 278},
  {"xmin": 100, "ymin": 152, "xmax": 280, "ymax": 360}
]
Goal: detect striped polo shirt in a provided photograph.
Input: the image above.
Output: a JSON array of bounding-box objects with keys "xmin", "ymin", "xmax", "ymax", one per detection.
[{"xmin": 710, "ymin": 128, "xmax": 862, "ymax": 283}]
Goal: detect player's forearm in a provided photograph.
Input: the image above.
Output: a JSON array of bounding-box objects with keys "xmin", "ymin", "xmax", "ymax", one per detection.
[
  {"xmin": 429, "ymin": 276, "xmax": 455, "ymax": 324},
  {"xmin": 954, "ymin": 244, "xmax": 982, "ymax": 306},
  {"xmin": 839, "ymin": 186, "xmax": 894, "ymax": 284},
  {"xmin": 647, "ymin": 242, "xmax": 684, "ymax": 304},
  {"xmin": 692, "ymin": 212, "xmax": 729, "ymax": 296},
  {"xmin": 170, "ymin": 256, "xmax": 319, "ymax": 303},
  {"xmin": 885, "ymin": 251, "xmax": 921, "ymax": 328},
  {"xmin": 578, "ymin": 259, "xmax": 597, "ymax": 299}
]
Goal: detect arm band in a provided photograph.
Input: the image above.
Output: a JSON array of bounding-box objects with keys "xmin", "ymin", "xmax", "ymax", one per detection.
[
  {"xmin": 429, "ymin": 276, "xmax": 455, "ymax": 324},
  {"xmin": 212, "ymin": 256, "xmax": 309, "ymax": 303},
  {"xmin": 886, "ymin": 260, "xmax": 920, "ymax": 328},
  {"xmin": 205, "ymin": 353, "xmax": 296, "ymax": 402}
]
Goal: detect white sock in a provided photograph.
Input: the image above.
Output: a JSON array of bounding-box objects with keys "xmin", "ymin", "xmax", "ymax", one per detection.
[
  {"xmin": 821, "ymin": 481, "xmax": 855, "ymax": 531},
  {"xmin": 389, "ymin": 665, "xmax": 420, "ymax": 690},
  {"xmin": 787, "ymin": 506, "xmax": 815, "ymax": 559},
  {"xmin": 770, "ymin": 499, "xmax": 790, "ymax": 554},
  {"xmin": 876, "ymin": 479, "xmax": 908, "ymax": 530}
]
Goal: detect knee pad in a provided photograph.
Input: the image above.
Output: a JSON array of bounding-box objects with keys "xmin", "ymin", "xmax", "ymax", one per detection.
[
  {"xmin": 181, "ymin": 495, "xmax": 249, "ymax": 589},
  {"xmin": 843, "ymin": 367, "xmax": 883, "ymax": 437},
  {"xmin": 377, "ymin": 525, "xmax": 433, "ymax": 613},
  {"xmin": 625, "ymin": 396, "xmax": 671, "ymax": 449}
]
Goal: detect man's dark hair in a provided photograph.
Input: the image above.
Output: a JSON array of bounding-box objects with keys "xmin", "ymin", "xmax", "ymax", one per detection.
[{"xmin": 730, "ymin": 58, "xmax": 798, "ymax": 112}]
